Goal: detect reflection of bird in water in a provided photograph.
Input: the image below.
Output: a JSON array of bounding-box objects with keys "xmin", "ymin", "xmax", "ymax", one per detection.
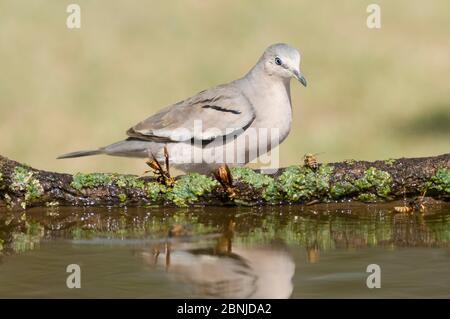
[
  {"xmin": 142, "ymin": 222, "xmax": 295, "ymax": 299},
  {"xmin": 305, "ymin": 244, "xmax": 319, "ymax": 264}
]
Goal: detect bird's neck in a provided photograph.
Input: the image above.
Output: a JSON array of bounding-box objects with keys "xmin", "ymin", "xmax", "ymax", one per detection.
[
  {"xmin": 242, "ymin": 63, "xmax": 292, "ymax": 107},
  {"xmin": 239, "ymin": 63, "xmax": 294, "ymax": 144},
  {"xmin": 244, "ymin": 63, "xmax": 292, "ymax": 99}
]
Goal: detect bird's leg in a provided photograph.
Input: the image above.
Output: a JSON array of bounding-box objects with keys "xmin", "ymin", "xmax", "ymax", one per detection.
[
  {"xmin": 144, "ymin": 147, "xmax": 174, "ymax": 187},
  {"xmin": 162, "ymin": 146, "xmax": 175, "ymax": 187},
  {"xmin": 213, "ymin": 164, "xmax": 236, "ymax": 200},
  {"xmin": 143, "ymin": 156, "xmax": 162, "ymax": 176}
]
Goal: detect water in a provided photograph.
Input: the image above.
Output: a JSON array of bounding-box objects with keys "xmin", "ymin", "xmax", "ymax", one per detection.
[{"xmin": 0, "ymin": 202, "xmax": 449, "ymax": 298}]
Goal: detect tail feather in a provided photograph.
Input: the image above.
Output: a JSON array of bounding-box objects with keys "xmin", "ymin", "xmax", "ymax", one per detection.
[{"xmin": 57, "ymin": 149, "xmax": 103, "ymax": 159}]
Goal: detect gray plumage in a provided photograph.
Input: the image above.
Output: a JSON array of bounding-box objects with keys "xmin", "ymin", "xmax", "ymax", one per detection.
[{"xmin": 58, "ymin": 43, "xmax": 306, "ymax": 173}]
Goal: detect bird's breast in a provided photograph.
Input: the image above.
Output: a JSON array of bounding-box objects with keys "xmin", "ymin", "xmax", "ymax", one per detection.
[{"xmin": 246, "ymin": 82, "xmax": 293, "ymax": 144}]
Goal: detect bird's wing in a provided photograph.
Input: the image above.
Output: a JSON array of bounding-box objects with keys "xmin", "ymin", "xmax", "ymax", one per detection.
[{"xmin": 126, "ymin": 84, "xmax": 256, "ymax": 142}]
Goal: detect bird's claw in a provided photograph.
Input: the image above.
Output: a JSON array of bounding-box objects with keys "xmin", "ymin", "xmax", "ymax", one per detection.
[
  {"xmin": 144, "ymin": 146, "xmax": 174, "ymax": 187},
  {"xmin": 213, "ymin": 164, "xmax": 236, "ymax": 200}
]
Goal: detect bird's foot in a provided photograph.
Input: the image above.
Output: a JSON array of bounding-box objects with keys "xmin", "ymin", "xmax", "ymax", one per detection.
[
  {"xmin": 213, "ymin": 164, "xmax": 236, "ymax": 200},
  {"xmin": 144, "ymin": 146, "xmax": 174, "ymax": 187}
]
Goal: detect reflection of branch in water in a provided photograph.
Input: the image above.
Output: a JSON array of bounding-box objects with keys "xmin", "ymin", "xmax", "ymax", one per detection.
[
  {"xmin": 152, "ymin": 221, "xmax": 235, "ymax": 270},
  {"xmin": 391, "ymin": 214, "xmax": 434, "ymax": 247},
  {"xmin": 1, "ymin": 205, "xmax": 449, "ymax": 257},
  {"xmin": 143, "ymin": 219, "xmax": 295, "ymax": 299}
]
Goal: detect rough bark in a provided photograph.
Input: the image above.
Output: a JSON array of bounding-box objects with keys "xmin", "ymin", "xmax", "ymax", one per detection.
[{"xmin": 0, "ymin": 153, "xmax": 449, "ymax": 209}]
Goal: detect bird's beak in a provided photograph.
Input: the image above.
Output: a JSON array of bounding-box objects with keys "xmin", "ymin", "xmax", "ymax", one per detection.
[{"xmin": 293, "ymin": 70, "xmax": 307, "ymax": 87}]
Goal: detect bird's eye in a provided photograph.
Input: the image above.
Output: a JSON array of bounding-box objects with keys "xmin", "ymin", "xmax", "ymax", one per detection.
[{"xmin": 274, "ymin": 57, "xmax": 282, "ymax": 65}]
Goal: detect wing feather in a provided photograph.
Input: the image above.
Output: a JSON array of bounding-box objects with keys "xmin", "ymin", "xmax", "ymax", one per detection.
[{"xmin": 127, "ymin": 84, "xmax": 255, "ymax": 142}]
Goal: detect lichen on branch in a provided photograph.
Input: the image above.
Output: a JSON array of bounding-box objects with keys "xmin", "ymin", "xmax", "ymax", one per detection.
[{"xmin": 0, "ymin": 153, "xmax": 449, "ymax": 209}]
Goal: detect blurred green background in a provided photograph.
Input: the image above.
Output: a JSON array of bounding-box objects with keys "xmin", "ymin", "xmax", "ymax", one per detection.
[{"xmin": 0, "ymin": 0, "xmax": 449, "ymax": 175}]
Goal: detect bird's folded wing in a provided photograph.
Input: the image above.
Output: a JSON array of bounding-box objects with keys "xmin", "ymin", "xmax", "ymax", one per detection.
[{"xmin": 127, "ymin": 84, "xmax": 256, "ymax": 142}]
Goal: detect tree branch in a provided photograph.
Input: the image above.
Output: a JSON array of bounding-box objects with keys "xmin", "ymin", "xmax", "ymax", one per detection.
[{"xmin": 0, "ymin": 153, "xmax": 448, "ymax": 209}]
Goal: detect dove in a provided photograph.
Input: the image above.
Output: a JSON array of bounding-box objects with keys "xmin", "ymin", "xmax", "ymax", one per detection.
[{"xmin": 58, "ymin": 43, "xmax": 307, "ymax": 174}]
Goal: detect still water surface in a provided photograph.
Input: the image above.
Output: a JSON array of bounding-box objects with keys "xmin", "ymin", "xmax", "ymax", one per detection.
[{"xmin": 0, "ymin": 203, "xmax": 449, "ymax": 298}]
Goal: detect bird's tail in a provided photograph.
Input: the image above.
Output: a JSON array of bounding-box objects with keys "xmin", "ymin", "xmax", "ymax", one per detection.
[{"xmin": 57, "ymin": 149, "xmax": 103, "ymax": 159}]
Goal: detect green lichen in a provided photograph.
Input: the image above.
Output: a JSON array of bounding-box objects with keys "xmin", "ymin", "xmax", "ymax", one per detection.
[
  {"xmin": 11, "ymin": 166, "xmax": 44, "ymax": 208},
  {"xmin": 45, "ymin": 201, "xmax": 59, "ymax": 207},
  {"xmin": 25, "ymin": 179, "xmax": 43, "ymax": 202},
  {"xmin": 426, "ymin": 168, "xmax": 450, "ymax": 194},
  {"xmin": 146, "ymin": 182, "xmax": 166, "ymax": 202},
  {"xmin": 115, "ymin": 175, "xmax": 145, "ymax": 189},
  {"xmin": 71, "ymin": 172, "xmax": 113, "ymax": 190},
  {"xmin": 118, "ymin": 193, "xmax": 127, "ymax": 203},
  {"xmin": 343, "ymin": 159, "xmax": 356, "ymax": 165},
  {"xmin": 384, "ymin": 158, "xmax": 396, "ymax": 166},
  {"xmin": 357, "ymin": 193, "xmax": 378, "ymax": 202},
  {"xmin": 330, "ymin": 167, "xmax": 391, "ymax": 200},
  {"xmin": 231, "ymin": 167, "xmax": 273, "ymax": 188},
  {"xmin": 166, "ymin": 173, "xmax": 218, "ymax": 207},
  {"xmin": 276, "ymin": 164, "xmax": 334, "ymax": 202},
  {"xmin": 355, "ymin": 167, "xmax": 392, "ymax": 198},
  {"xmin": 330, "ymin": 181, "xmax": 358, "ymax": 198},
  {"xmin": 231, "ymin": 167, "xmax": 279, "ymax": 202},
  {"xmin": 10, "ymin": 221, "xmax": 44, "ymax": 253},
  {"xmin": 71, "ymin": 173, "xmax": 145, "ymax": 190},
  {"xmin": 262, "ymin": 182, "xmax": 281, "ymax": 202}
]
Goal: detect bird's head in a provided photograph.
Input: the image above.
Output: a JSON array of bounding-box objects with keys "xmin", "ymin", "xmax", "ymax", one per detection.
[{"xmin": 261, "ymin": 43, "xmax": 307, "ymax": 87}]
